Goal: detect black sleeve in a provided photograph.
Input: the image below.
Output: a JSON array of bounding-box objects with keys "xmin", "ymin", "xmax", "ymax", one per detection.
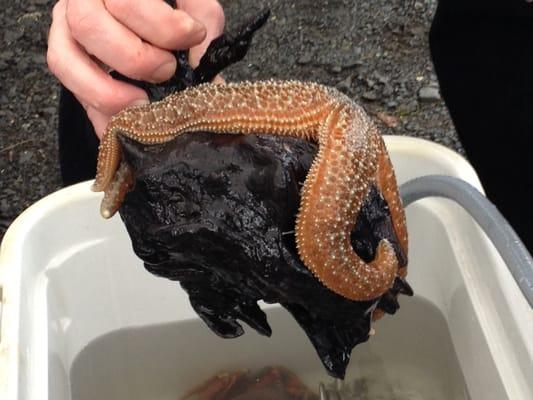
[
  {"xmin": 57, "ymin": 85, "xmax": 99, "ymax": 186},
  {"xmin": 430, "ymin": 1, "xmax": 533, "ymax": 250}
]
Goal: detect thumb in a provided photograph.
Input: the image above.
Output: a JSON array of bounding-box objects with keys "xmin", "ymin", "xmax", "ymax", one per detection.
[{"xmin": 177, "ymin": 0, "xmax": 225, "ymax": 67}]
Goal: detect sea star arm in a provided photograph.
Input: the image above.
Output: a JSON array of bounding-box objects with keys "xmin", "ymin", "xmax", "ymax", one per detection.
[{"xmin": 92, "ymin": 80, "xmax": 406, "ymax": 301}]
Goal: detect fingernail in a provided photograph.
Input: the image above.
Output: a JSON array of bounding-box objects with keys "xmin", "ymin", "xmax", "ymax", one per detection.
[
  {"xmin": 129, "ymin": 98, "xmax": 150, "ymax": 107},
  {"xmin": 191, "ymin": 19, "xmax": 206, "ymax": 35},
  {"xmin": 151, "ymin": 59, "xmax": 176, "ymax": 82},
  {"xmin": 212, "ymin": 74, "xmax": 225, "ymax": 84}
]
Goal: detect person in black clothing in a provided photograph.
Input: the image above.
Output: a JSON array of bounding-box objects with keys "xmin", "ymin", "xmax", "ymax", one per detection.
[
  {"xmin": 48, "ymin": 0, "xmax": 533, "ymax": 250},
  {"xmin": 430, "ymin": 0, "xmax": 533, "ymax": 250}
]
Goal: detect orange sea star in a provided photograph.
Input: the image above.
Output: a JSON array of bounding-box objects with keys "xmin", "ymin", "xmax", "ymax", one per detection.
[{"xmin": 92, "ymin": 80, "xmax": 408, "ymax": 301}]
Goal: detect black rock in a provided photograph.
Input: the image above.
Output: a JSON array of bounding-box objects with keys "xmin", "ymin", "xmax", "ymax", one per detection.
[
  {"xmin": 297, "ymin": 52, "xmax": 313, "ymax": 65},
  {"xmin": 336, "ymin": 76, "xmax": 353, "ymax": 93},
  {"xmin": 29, "ymin": 0, "xmax": 49, "ymax": 5},
  {"xmin": 418, "ymin": 86, "xmax": 441, "ymax": 102},
  {"xmin": 362, "ymin": 90, "xmax": 379, "ymax": 101},
  {"xmin": 340, "ymin": 48, "xmax": 363, "ymax": 69},
  {"xmin": 118, "ymin": 132, "xmax": 409, "ymax": 379},
  {"xmin": 0, "ymin": 50, "xmax": 14, "ymax": 62},
  {"xmin": 382, "ymin": 83, "xmax": 394, "ymax": 97}
]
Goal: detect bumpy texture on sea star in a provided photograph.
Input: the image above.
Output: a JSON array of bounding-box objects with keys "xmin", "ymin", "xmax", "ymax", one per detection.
[{"xmin": 92, "ymin": 80, "xmax": 408, "ymax": 301}]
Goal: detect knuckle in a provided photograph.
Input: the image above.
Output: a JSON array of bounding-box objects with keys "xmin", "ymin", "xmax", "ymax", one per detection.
[
  {"xmin": 172, "ymin": 13, "xmax": 195, "ymax": 35},
  {"xmin": 171, "ymin": 14, "xmax": 200, "ymax": 42},
  {"xmin": 66, "ymin": 1, "xmax": 96, "ymax": 38},
  {"xmin": 93, "ymin": 86, "xmax": 122, "ymax": 114},
  {"xmin": 204, "ymin": 0, "xmax": 225, "ymax": 23},
  {"xmin": 51, "ymin": 0, "xmax": 65, "ymax": 20},
  {"xmin": 158, "ymin": 28, "xmax": 184, "ymax": 49},
  {"xmin": 103, "ymin": 0, "xmax": 132, "ymax": 20},
  {"xmin": 159, "ymin": 36, "xmax": 177, "ymax": 51},
  {"xmin": 46, "ymin": 47, "xmax": 61, "ymax": 75},
  {"xmin": 121, "ymin": 48, "xmax": 146, "ymax": 78}
]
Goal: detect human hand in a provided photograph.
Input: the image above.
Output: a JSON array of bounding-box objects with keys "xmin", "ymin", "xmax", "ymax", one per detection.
[{"xmin": 47, "ymin": 0, "xmax": 225, "ymax": 138}]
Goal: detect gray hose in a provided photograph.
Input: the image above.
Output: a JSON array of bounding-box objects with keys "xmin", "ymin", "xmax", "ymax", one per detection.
[{"xmin": 399, "ymin": 175, "xmax": 533, "ymax": 309}]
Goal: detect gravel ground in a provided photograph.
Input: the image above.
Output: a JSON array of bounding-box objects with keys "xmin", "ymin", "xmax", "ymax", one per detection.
[{"xmin": 0, "ymin": 0, "xmax": 460, "ymax": 240}]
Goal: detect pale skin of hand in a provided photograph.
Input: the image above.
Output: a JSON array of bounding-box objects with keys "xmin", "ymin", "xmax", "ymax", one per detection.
[{"xmin": 47, "ymin": 0, "xmax": 225, "ymax": 138}]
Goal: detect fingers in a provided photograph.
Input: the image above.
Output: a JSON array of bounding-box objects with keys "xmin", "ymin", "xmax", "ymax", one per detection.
[
  {"xmin": 177, "ymin": 0, "xmax": 225, "ymax": 67},
  {"xmin": 47, "ymin": 0, "xmax": 225, "ymax": 139},
  {"xmin": 48, "ymin": 0, "xmax": 149, "ymax": 119},
  {"xmin": 85, "ymin": 104, "xmax": 113, "ymax": 139},
  {"xmin": 66, "ymin": 0, "xmax": 180, "ymax": 82},
  {"xmin": 104, "ymin": 0, "xmax": 206, "ymax": 51}
]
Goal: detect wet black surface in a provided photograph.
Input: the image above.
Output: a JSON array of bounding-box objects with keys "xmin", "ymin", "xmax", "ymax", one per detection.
[{"xmin": 119, "ymin": 131, "xmax": 412, "ymax": 379}]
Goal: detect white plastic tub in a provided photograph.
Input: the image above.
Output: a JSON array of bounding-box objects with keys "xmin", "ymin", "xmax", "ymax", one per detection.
[{"xmin": 0, "ymin": 136, "xmax": 532, "ymax": 400}]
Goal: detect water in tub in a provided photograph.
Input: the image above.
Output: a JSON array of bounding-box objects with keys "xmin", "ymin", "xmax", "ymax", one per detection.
[{"xmin": 67, "ymin": 297, "xmax": 468, "ymax": 400}]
